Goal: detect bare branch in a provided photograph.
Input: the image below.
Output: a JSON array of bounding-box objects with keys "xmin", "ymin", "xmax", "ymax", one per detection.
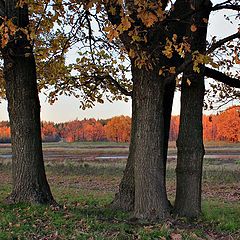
[
  {"xmin": 91, "ymin": 74, "xmax": 132, "ymax": 97},
  {"xmin": 206, "ymin": 32, "xmax": 240, "ymax": 54},
  {"xmin": 205, "ymin": 67, "xmax": 240, "ymax": 88},
  {"xmin": 105, "ymin": 74, "xmax": 133, "ymax": 97},
  {"xmin": 212, "ymin": 4, "xmax": 240, "ymax": 11},
  {"xmin": 79, "ymin": 74, "xmax": 133, "ymax": 97}
]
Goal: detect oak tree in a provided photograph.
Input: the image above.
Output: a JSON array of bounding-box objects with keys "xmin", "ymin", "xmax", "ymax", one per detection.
[{"xmin": 0, "ymin": 0, "xmax": 55, "ymax": 204}]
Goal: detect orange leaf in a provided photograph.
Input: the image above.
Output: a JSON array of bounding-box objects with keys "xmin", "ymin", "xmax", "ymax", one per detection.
[{"xmin": 234, "ymin": 49, "xmax": 240, "ymax": 64}]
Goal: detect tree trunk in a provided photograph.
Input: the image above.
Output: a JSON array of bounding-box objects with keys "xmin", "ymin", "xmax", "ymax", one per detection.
[
  {"xmin": 2, "ymin": 1, "xmax": 55, "ymax": 204},
  {"xmin": 133, "ymin": 67, "xmax": 170, "ymax": 220},
  {"xmin": 110, "ymin": 92, "xmax": 136, "ymax": 211},
  {"xmin": 174, "ymin": 0, "xmax": 212, "ymax": 218},
  {"xmin": 174, "ymin": 71, "xmax": 205, "ymax": 218},
  {"xmin": 111, "ymin": 74, "xmax": 175, "ymax": 213}
]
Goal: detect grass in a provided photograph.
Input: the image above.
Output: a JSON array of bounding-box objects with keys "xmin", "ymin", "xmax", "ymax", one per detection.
[
  {"xmin": 202, "ymin": 201, "xmax": 240, "ymax": 232},
  {"xmin": 0, "ymin": 185, "xmax": 239, "ymax": 239},
  {"xmin": 0, "ymin": 141, "xmax": 240, "ymax": 239}
]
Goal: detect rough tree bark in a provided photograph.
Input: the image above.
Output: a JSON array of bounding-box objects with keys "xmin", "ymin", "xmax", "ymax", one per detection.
[
  {"xmin": 110, "ymin": 0, "xmax": 190, "ymax": 213},
  {"xmin": 174, "ymin": 0, "xmax": 212, "ymax": 218},
  {"xmin": 133, "ymin": 66, "xmax": 170, "ymax": 220},
  {"xmin": 110, "ymin": 89, "xmax": 136, "ymax": 211},
  {"xmin": 2, "ymin": 1, "xmax": 55, "ymax": 204},
  {"xmin": 111, "ymin": 78, "xmax": 175, "ymax": 212}
]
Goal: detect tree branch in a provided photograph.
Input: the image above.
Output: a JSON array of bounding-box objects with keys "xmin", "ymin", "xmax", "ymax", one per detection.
[
  {"xmin": 0, "ymin": 0, "xmax": 5, "ymax": 17},
  {"xmin": 207, "ymin": 32, "xmax": 240, "ymax": 54},
  {"xmin": 212, "ymin": 4, "xmax": 240, "ymax": 11},
  {"xmin": 101, "ymin": 74, "xmax": 133, "ymax": 97},
  {"xmin": 81, "ymin": 73, "xmax": 133, "ymax": 97},
  {"xmin": 205, "ymin": 67, "xmax": 240, "ymax": 88}
]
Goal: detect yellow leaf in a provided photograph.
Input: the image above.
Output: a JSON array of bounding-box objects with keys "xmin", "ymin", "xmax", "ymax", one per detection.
[
  {"xmin": 186, "ymin": 78, "xmax": 191, "ymax": 86},
  {"xmin": 129, "ymin": 49, "xmax": 136, "ymax": 59},
  {"xmin": 159, "ymin": 68, "xmax": 163, "ymax": 75},
  {"xmin": 7, "ymin": 20, "xmax": 17, "ymax": 35},
  {"xmin": 169, "ymin": 67, "xmax": 176, "ymax": 74},
  {"xmin": 138, "ymin": 11, "xmax": 158, "ymax": 27},
  {"xmin": 107, "ymin": 29, "xmax": 119, "ymax": 42},
  {"xmin": 1, "ymin": 33, "xmax": 9, "ymax": 48},
  {"xmin": 131, "ymin": 34, "xmax": 141, "ymax": 42},
  {"xmin": 122, "ymin": 16, "xmax": 131, "ymax": 30},
  {"xmin": 109, "ymin": 6, "xmax": 116, "ymax": 15},
  {"xmin": 172, "ymin": 34, "xmax": 177, "ymax": 42}
]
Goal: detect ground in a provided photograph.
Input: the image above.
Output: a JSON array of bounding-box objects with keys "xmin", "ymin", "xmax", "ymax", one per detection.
[{"xmin": 0, "ymin": 141, "xmax": 239, "ymax": 239}]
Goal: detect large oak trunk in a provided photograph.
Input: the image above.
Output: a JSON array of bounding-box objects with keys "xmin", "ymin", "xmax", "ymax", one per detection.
[
  {"xmin": 174, "ymin": 71, "xmax": 205, "ymax": 217},
  {"xmin": 2, "ymin": 1, "xmax": 55, "ymax": 204},
  {"xmin": 111, "ymin": 75, "xmax": 175, "ymax": 213},
  {"xmin": 174, "ymin": 0, "xmax": 212, "ymax": 218},
  {"xmin": 111, "ymin": 68, "xmax": 175, "ymax": 214},
  {"xmin": 110, "ymin": 99, "xmax": 136, "ymax": 211},
  {"xmin": 133, "ymin": 67, "xmax": 170, "ymax": 220}
]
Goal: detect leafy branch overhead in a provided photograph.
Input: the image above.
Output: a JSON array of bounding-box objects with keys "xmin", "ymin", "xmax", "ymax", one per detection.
[{"xmin": 0, "ymin": 0, "xmax": 239, "ymax": 108}]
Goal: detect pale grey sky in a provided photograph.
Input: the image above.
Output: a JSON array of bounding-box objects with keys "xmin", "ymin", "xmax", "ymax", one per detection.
[{"xmin": 0, "ymin": 1, "xmax": 239, "ymax": 123}]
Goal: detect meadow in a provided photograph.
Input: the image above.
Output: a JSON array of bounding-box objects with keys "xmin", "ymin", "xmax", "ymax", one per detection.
[{"xmin": 0, "ymin": 141, "xmax": 239, "ymax": 239}]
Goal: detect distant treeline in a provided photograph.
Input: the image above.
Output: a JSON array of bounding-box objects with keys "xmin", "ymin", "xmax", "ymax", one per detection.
[{"xmin": 1, "ymin": 105, "xmax": 239, "ymax": 143}]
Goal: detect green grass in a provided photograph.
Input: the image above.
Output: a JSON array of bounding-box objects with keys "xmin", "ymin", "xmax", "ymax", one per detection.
[
  {"xmin": 202, "ymin": 201, "xmax": 240, "ymax": 232},
  {"xmin": 0, "ymin": 141, "xmax": 239, "ymax": 239},
  {"xmin": 0, "ymin": 184, "xmax": 239, "ymax": 239}
]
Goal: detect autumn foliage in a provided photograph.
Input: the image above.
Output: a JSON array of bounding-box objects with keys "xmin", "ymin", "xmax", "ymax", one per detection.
[
  {"xmin": 104, "ymin": 116, "xmax": 131, "ymax": 142},
  {"xmin": 0, "ymin": 106, "xmax": 239, "ymax": 143},
  {"xmin": 202, "ymin": 106, "xmax": 240, "ymax": 142}
]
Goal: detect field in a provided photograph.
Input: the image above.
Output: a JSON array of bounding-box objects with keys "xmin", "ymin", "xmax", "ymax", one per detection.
[{"xmin": 0, "ymin": 142, "xmax": 240, "ymax": 239}]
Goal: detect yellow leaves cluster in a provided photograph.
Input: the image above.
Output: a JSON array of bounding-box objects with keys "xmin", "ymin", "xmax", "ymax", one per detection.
[
  {"xmin": 162, "ymin": 35, "xmax": 191, "ymax": 60},
  {"xmin": 16, "ymin": 0, "xmax": 28, "ymax": 8},
  {"xmin": 104, "ymin": 15, "xmax": 133, "ymax": 42},
  {"xmin": 158, "ymin": 66, "xmax": 176, "ymax": 76},
  {"xmin": 135, "ymin": 1, "xmax": 165, "ymax": 27},
  {"xmin": 128, "ymin": 27, "xmax": 147, "ymax": 43},
  {"xmin": 137, "ymin": 11, "xmax": 158, "ymax": 28},
  {"xmin": 162, "ymin": 38, "xmax": 174, "ymax": 59},
  {"xmin": 0, "ymin": 18, "xmax": 17, "ymax": 48},
  {"xmin": 104, "ymin": 25, "xmax": 119, "ymax": 42},
  {"xmin": 192, "ymin": 51, "xmax": 219, "ymax": 73},
  {"xmin": 132, "ymin": 51, "xmax": 153, "ymax": 70},
  {"xmin": 118, "ymin": 16, "xmax": 132, "ymax": 32},
  {"xmin": 192, "ymin": 52, "xmax": 205, "ymax": 73}
]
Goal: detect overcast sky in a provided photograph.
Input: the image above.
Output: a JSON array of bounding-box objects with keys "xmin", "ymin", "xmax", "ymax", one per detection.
[{"xmin": 0, "ymin": 1, "xmax": 239, "ymax": 123}]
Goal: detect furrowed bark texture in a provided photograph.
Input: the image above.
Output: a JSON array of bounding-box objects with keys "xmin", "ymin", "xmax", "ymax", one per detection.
[
  {"xmin": 110, "ymin": 92, "xmax": 136, "ymax": 211},
  {"xmin": 111, "ymin": 78, "xmax": 175, "ymax": 212},
  {"xmin": 174, "ymin": 0, "xmax": 212, "ymax": 218},
  {"xmin": 109, "ymin": 0, "xmax": 188, "ymax": 213},
  {"xmin": 133, "ymin": 67, "xmax": 170, "ymax": 220},
  {"xmin": 2, "ymin": 1, "xmax": 55, "ymax": 204}
]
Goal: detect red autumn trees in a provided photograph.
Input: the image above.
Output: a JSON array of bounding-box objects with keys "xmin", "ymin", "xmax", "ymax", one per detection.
[
  {"xmin": 215, "ymin": 106, "xmax": 240, "ymax": 142},
  {"xmin": 0, "ymin": 121, "xmax": 11, "ymax": 143},
  {"xmin": 0, "ymin": 106, "xmax": 239, "ymax": 143},
  {"xmin": 104, "ymin": 116, "xmax": 131, "ymax": 142},
  {"xmin": 41, "ymin": 121, "xmax": 60, "ymax": 142}
]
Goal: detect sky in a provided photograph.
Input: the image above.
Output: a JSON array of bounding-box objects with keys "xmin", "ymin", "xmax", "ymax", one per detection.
[{"xmin": 0, "ymin": 1, "xmax": 239, "ymax": 123}]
